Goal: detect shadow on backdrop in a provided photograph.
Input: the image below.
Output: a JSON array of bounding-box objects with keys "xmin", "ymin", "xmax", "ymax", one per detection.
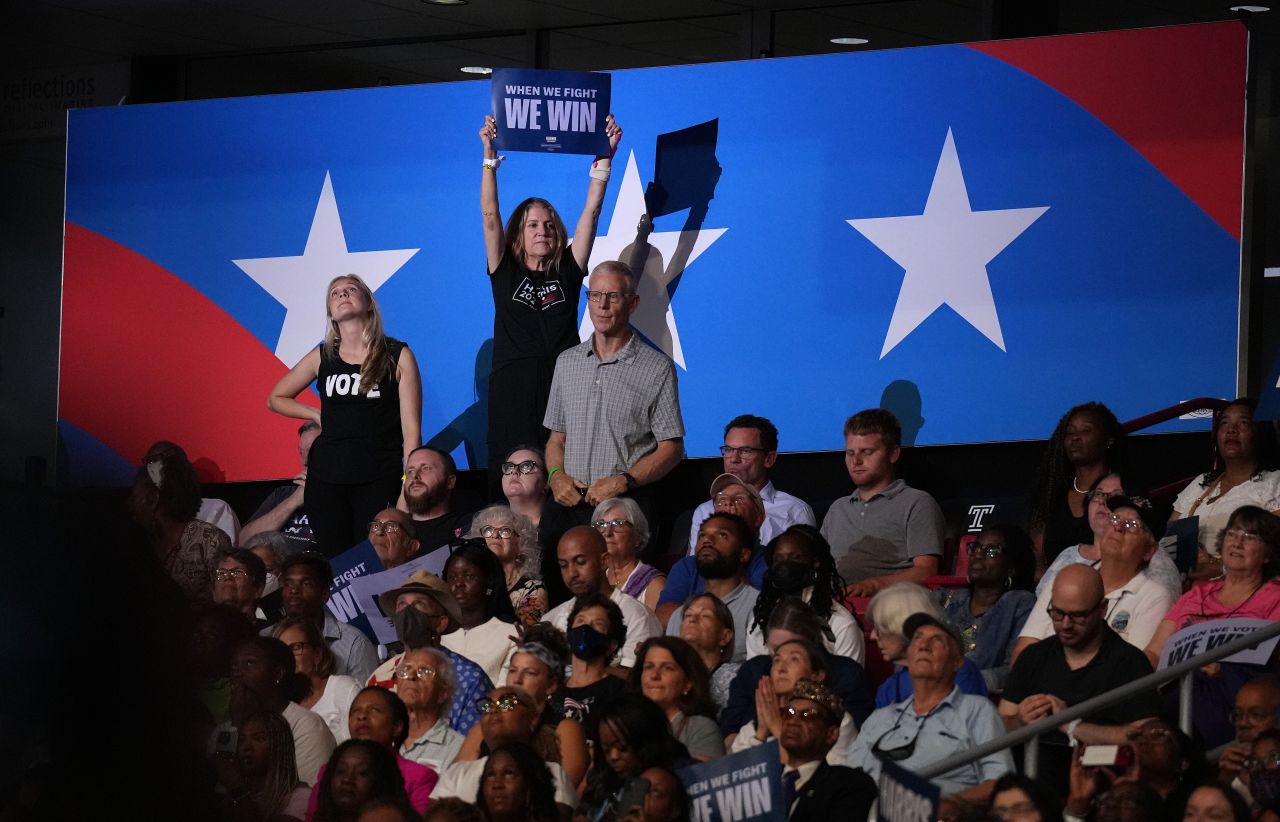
[
  {"xmin": 428, "ymin": 338, "xmax": 492, "ymax": 470},
  {"xmin": 881, "ymin": 379, "xmax": 925, "ymax": 446}
]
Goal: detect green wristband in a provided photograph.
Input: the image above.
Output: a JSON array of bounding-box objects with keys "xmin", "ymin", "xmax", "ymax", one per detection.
[{"xmin": 548, "ymin": 467, "xmax": 563, "ymax": 480}]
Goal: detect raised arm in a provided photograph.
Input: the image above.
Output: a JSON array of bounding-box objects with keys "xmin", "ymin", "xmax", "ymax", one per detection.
[
  {"xmin": 480, "ymin": 114, "xmax": 505, "ymax": 273},
  {"xmin": 397, "ymin": 345, "xmax": 422, "ymax": 465},
  {"xmin": 570, "ymin": 114, "xmax": 623, "ymax": 272},
  {"xmin": 267, "ymin": 347, "xmax": 323, "ymax": 424}
]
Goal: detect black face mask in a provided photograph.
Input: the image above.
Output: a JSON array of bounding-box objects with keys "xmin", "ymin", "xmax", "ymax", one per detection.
[
  {"xmin": 393, "ymin": 607, "xmax": 437, "ymax": 649},
  {"xmin": 767, "ymin": 560, "xmax": 815, "ymax": 594},
  {"xmin": 567, "ymin": 624, "xmax": 612, "ymax": 661}
]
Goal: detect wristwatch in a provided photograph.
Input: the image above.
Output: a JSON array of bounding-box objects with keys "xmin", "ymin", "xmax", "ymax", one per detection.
[{"xmin": 622, "ymin": 472, "xmax": 638, "ymax": 492}]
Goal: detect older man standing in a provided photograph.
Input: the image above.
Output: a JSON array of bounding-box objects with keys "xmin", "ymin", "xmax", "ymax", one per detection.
[
  {"xmin": 543, "ymin": 260, "xmax": 684, "ymax": 512},
  {"xmin": 847, "ymin": 612, "xmax": 1012, "ymax": 803}
]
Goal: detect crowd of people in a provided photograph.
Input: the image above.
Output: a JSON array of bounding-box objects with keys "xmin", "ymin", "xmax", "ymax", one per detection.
[{"xmin": 38, "ymin": 118, "xmax": 1280, "ymax": 822}]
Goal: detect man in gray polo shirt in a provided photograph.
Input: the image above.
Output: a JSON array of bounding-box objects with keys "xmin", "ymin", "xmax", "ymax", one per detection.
[
  {"xmin": 544, "ymin": 260, "xmax": 684, "ymax": 510},
  {"xmin": 820, "ymin": 408, "xmax": 945, "ymax": 597}
]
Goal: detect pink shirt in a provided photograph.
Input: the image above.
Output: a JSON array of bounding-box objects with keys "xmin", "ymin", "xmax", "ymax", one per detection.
[
  {"xmin": 1163, "ymin": 579, "xmax": 1280, "ymax": 629},
  {"xmin": 305, "ymin": 753, "xmax": 437, "ymax": 820}
]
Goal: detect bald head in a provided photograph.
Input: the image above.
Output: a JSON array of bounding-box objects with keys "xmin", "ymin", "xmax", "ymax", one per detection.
[
  {"xmin": 1053, "ymin": 564, "xmax": 1104, "ymax": 611},
  {"xmin": 558, "ymin": 525, "xmax": 608, "ymax": 597}
]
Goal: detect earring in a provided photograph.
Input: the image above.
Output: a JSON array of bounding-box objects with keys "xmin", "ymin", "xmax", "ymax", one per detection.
[{"xmin": 485, "ymin": 588, "xmax": 493, "ymax": 595}]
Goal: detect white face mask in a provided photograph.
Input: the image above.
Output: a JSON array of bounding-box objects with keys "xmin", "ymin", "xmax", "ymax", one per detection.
[{"xmin": 262, "ymin": 572, "xmax": 280, "ymax": 596}]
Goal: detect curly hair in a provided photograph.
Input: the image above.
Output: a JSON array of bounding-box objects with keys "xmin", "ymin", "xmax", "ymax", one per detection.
[
  {"xmin": 445, "ymin": 539, "xmax": 519, "ymax": 624},
  {"xmin": 1200, "ymin": 398, "xmax": 1280, "ymax": 486},
  {"xmin": 1027, "ymin": 401, "xmax": 1126, "ymax": 535},
  {"xmin": 468, "ymin": 504, "xmax": 542, "ymax": 583},
  {"xmin": 237, "ymin": 710, "xmax": 301, "ymax": 822},
  {"xmin": 627, "ymin": 636, "xmax": 717, "ymax": 720},
  {"xmin": 312, "ymin": 739, "xmax": 407, "ymax": 822},
  {"xmin": 751, "ymin": 525, "xmax": 848, "ymax": 636},
  {"xmin": 481, "ymin": 742, "xmax": 560, "ymax": 822}
]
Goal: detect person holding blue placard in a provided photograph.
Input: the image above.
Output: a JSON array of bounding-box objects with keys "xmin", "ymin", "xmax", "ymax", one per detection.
[{"xmin": 478, "ymin": 113, "xmax": 622, "ymax": 484}]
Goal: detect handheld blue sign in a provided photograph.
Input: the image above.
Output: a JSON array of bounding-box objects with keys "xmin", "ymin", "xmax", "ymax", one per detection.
[
  {"xmin": 677, "ymin": 742, "xmax": 785, "ymax": 822},
  {"xmin": 491, "ymin": 68, "xmax": 611, "ymax": 155},
  {"xmin": 876, "ymin": 759, "xmax": 940, "ymax": 822}
]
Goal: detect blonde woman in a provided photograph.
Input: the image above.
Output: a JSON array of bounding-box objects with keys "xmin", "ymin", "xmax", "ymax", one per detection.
[{"xmin": 268, "ymin": 274, "xmax": 421, "ymax": 557}]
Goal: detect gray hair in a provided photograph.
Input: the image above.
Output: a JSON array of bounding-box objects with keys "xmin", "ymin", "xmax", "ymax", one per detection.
[
  {"xmin": 403, "ymin": 646, "xmax": 455, "ymax": 713},
  {"xmin": 866, "ymin": 582, "xmax": 946, "ymax": 639},
  {"xmin": 467, "ymin": 504, "xmax": 541, "ymax": 581},
  {"xmin": 240, "ymin": 530, "xmax": 290, "ymax": 560},
  {"xmin": 590, "ymin": 497, "xmax": 650, "ymax": 551}
]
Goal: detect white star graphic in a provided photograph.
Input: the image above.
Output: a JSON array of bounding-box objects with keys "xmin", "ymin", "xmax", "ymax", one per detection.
[
  {"xmin": 847, "ymin": 128, "xmax": 1048, "ymax": 359},
  {"xmin": 234, "ymin": 171, "xmax": 420, "ymax": 366},
  {"xmin": 576, "ymin": 151, "xmax": 726, "ymax": 369}
]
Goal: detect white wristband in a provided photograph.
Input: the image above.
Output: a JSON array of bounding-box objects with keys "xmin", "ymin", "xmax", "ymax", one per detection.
[
  {"xmin": 482, "ymin": 155, "xmax": 505, "ymax": 171},
  {"xmin": 589, "ymin": 167, "xmax": 611, "ymax": 181},
  {"xmin": 1063, "ymin": 719, "xmax": 1081, "ymax": 744}
]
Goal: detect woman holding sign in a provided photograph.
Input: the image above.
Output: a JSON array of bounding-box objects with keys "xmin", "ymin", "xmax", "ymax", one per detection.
[{"xmin": 478, "ymin": 112, "xmax": 622, "ymax": 482}]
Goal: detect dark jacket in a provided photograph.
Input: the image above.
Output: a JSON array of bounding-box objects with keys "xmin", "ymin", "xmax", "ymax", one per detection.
[{"xmin": 788, "ymin": 762, "xmax": 877, "ymax": 821}]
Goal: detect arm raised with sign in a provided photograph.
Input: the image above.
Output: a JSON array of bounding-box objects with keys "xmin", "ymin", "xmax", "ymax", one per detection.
[{"xmin": 570, "ymin": 113, "xmax": 622, "ymax": 271}]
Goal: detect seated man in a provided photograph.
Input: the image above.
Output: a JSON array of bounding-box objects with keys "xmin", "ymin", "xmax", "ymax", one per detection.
[
  {"xmin": 541, "ymin": 526, "xmax": 660, "ymax": 669},
  {"xmin": 1217, "ymin": 678, "xmax": 1280, "ymax": 798},
  {"xmin": 684, "ymin": 414, "xmax": 815, "ymax": 553},
  {"xmin": 662, "ymin": 512, "xmax": 760, "ymax": 662},
  {"xmin": 397, "ymin": 646, "xmax": 465, "ymax": 775},
  {"xmin": 401, "ymin": 446, "xmax": 474, "ymax": 553},
  {"xmin": 848, "ymin": 613, "xmax": 1012, "ymax": 803},
  {"xmin": 820, "ymin": 409, "xmax": 945, "ymax": 598},
  {"xmin": 1014, "ymin": 496, "xmax": 1175, "ymax": 659},
  {"xmin": 658, "ymin": 475, "xmax": 767, "ymax": 626},
  {"xmin": 779, "ymin": 679, "xmax": 877, "ymax": 821},
  {"xmin": 260, "ymin": 553, "xmax": 378, "ymax": 684},
  {"xmin": 1000, "ymin": 565, "xmax": 1156, "ymax": 795},
  {"xmin": 240, "ymin": 420, "xmax": 321, "ymax": 552},
  {"xmin": 368, "ymin": 507, "xmax": 422, "ymax": 569}
]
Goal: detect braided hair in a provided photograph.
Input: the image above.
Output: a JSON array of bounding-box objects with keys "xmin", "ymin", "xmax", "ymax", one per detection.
[
  {"xmin": 1027, "ymin": 401, "xmax": 1125, "ymax": 535},
  {"xmin": 751, "ymin": 525, "xmax": 847, "ymax": 635},
  {"xmin": 237, "ymin": 710, "xmax": 300, "ymax": 822}
]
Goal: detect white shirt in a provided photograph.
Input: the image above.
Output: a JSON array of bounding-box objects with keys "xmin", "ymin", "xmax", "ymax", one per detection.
[
  {"xmin": 198, "ymin": 497, "xmax": 241, "ymax": 543},
  {"xmin": 1019, "ymin": 568, "xmax": 1175, "ymax": 650},
  {"xmin": 687, "ymin": 481, "xmax": 816, "ymax": 554},
  {"xmin": 309, "ymin": 674, "xmax": 362, "ymax": 743},
  {"xmin": 745, "ymin": 591, "xmax": 865, "ymax": 664},
  {"xmin": 432, "ymin": 757, "xmax": 576, "ymax": 806},
  {"xmin": 282, "ymin": 701, "xmax": 337, "ymax": 787},
  {"xmin": 543, "ymin": 587, "xmax": 661, "ymax": 668},
  {"xmin": 441, "ymin": 616, "xmax": 518, "ymax": 685},
  {"xmin": 1173, "ymin": 470, "xmax": 1280, "ymax": 556}
]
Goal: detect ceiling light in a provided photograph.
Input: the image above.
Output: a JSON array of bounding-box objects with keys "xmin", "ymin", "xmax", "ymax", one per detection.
[
  {"xmin": 1230, "ymin": 5, "xmax": 1270, "ymax": 11},
  {"xmin": 460, "ymin": 66, "xmax": 492, "ymax": 75},
  {"xmin": 830, "ymin": 36, "xmax": 869, "ymax": 45}
]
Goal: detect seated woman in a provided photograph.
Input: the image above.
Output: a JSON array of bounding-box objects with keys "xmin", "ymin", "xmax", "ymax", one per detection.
[
  {"xmin": 469, "ymin": 503, "xmax": 548, "ymax": 626},
  {"xmin": 432, "ymin": 686, "xmax": 577, "ymax": 812},
  {"xmin": 478, "ymin": 742, "xmax": 561, "ymax": 822},
  {"xmin": 1246, "ymin": 728, "xmax": 1280, "ymax": 820},
  {"xmin": 228, "ymin": 709, "xmax": 311, "ymax": 821},
  {"xmin": 1124, "ymin": 717, "xmax": 1207, "ymax": 817},
  {"xmin": 621, "ymin": 767, "xmax": 690, "ymax": 822},
  {"xmin": 214, "ymin": 548, "xmax": 269, "ymax": 624},
  {"xmin": 556, "ymin": 593, "xmax": 628, "ymax": 727},
  {"xmin": 866, "ymin": 583, "xmax": 987, "ymax": 708},
  {"xmin": 729, "ymin": 638, "xmax": 856, "ymax": 765},
  {"xmin": 304, "ymin": 687, "xmax": 436, "ymax": 815},
  {"xmin": 1178, "ymin": 781, "xmax": 1252, "ymax": 822},
  {"xmin": 676, "ymin": 593, "xmax": 739, "ymax": 714},
  {"xmin": 396, "ymin": 647, "xmax": 465, "ymax": 775},
  {"xmin": 938, "ymin": 523, "xmax": 1037, "ymax": 691},
  {"xmin": 1037, "ymin": 473, "xmax": 1182, "ymax": 601},
  {"xmin": 592, "ymin": 497, "xmax": 666, "ymax": 611},
  {"xmin": 440, "ymin": 540, "xmax": 519, "ymax": 684},
  {"xmin": 273, "ymin": 618, "xmax": 362, "ymax": 743},
  {"xmin": 310, "ymin": 740, "xmax": 409, "ymax": 822},
  {"xmin": 495, "ymin": 445, "xmax": 576, "ymax": 608},
  {"xmin": 628, "ymin": 637, "xmax": 724, "ymax": 761},
  {"xmin": 746, "ymin": 525, "xmax": 863, "ymax": 664},
  {"xmin": 192, "ymin": 602, "xmax": 259, "ymax": 730},
  {"xmin": 578, "ymin": 694, "xmax": 691, "ymax": 821},
  {"xmin": 989, "ymin": 773, "xmax": 1062, "ymax": 822},
  {"xmin": 1171, "ymin": 398, "xmax": 1280, "ymax": 580},
  {"xmin": 1143, "ymin": 506, "xmax": 1280, "ymax": 747},
  {"xmin": 453, "ymin": 624, "xmax": 589, "ymax": 788}
]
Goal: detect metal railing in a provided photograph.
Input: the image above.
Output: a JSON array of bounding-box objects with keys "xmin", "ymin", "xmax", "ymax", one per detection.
[{"xmin": 918, "ymin": 618, "xmax": 1280, "ymax": 780}]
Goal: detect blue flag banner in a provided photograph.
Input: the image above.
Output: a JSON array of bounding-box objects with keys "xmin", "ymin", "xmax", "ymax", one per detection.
[
  {"xmin": 876, "ymin": 759, "xmax": 940, "ymax": 822},
  {"xmin": 678, "ymin": 741, "xmax": 785, "ymax": 822},
  {"xmin": 60, "ymin": 24, "xmax": 1244, "ymax": 483},
  {"xmin": 491, "ymin": 68, "xmax": 611, "ymax": 155},
  {"xmin": 325, "ymin": 540, "xmax": 383, "ymax": 641},
  {"xmin": 346, "ymin": 546, "xmax": 452, "ymax": 645}
]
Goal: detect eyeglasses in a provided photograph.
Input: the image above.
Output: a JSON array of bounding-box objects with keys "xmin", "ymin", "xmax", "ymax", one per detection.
[
  {"xmin": 1108, "ymin": 513, "xmax": 1147, "ymax": 534},
  {"xmin": 966, "ymin": 542, "xmax": 1004, "ymax": 559},
  {"xmin": 1126, "ymin": 726, "xmax": 1175, "ymax": 744},
  {"xmin": 586, "ymin": 289, "xmax": 632, "ymax": 303},
  {"xmin": 782, "ymin": 705, "xmax": 826, "ymax": 721},
  {"xmin": 368, "ymin": 521, "xmax": 406, "ymax": 536},
  {"xmin": 393, "ymin": 663, "xmax": 437, "ymax": 681},
  {"xmin": 1231, "ymin": 707, "xmax": 1278, "ymax": 723},
  {"xmin": 1046, "ymin": 605, "xmax": 1099, "ymax": 624},
  {"xmin": 1224, "ymin": 528, "xmax": 1265, "ymax": 545},
  {"xmin": 593, "ymin": 519, "xmax": 633, "ymax": 531},
  {"xmin": 477, "ymin": 693, "xmax": 525, "ymax": 714},
  {"xmin": 1245, "ymin": 752, "xmax": 1280, "ymax": 771},
  {"xmin": 1086, "ymin": 489, "xmax": 1124, "ymax": 504},
  {"xmin": 500, "ymin": 460, "xmax": 540, "ymax": 476},
  {"xmin": 285, "ymin": 641, "xmax": 310, "ymax": 654},
  {"xmin": 480, "ymin": 525, "xmax": 516, "ymax": 539},
  {"xmin": 213, "ymin": 568, "xmax": 249, "ymax": 581},
  {"xmin": 720, "ymin": 445, "xmax": 765, "ymax": 458},
  {"xmin": 714, "ymin": 493, "xmax": 752, "ymax": 508}
]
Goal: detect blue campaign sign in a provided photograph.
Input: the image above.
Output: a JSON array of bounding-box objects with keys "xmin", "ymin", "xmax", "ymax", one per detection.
[
  {"xmin": 678, "ymin": 741, "xmax": 785, "ymax": 822},
  {"xmin": 325, "ymin": 540, "xmax": 384, "ymax": 642},
  {"xmin": 876, "ymin": 759, "xmax": 940, "ymax": 822},
  {"xmin": 491, "ymin": 67, "xmax": 611, "ymax": 155}
]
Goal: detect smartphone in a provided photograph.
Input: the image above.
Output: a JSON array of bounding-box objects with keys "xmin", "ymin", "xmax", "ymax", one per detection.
[
  {"xmin": 1081, "ymin": 744, "xmax": 1134, "ymax": 769},
  {"xmin": 596, "ymin": 776, "xmax": 652, "ymax": 822}
]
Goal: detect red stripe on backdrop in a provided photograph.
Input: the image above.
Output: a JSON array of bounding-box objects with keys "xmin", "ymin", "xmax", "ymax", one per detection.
[
  {"xmin": 60, "ymin": 222, "xmax": 317, "ymax": 482},
  {"xmin": 969, "ymin": 22, "xmax": 1246, "ymax": 239}
]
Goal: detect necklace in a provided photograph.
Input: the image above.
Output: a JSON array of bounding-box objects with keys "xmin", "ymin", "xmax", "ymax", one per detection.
[{"xmin": 1072, "ymin": 475, "xmax": 1084, "ymax": 494}]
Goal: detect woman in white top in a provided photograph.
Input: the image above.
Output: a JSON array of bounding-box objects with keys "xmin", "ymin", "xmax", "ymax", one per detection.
[
  {"xmin": 1171, "ymin": 398, "xmax": 1280, "ymax": 580},
  {"xmin": 272, "ymin": 618, "xmax": 361, "ymax": 744},
  {"xmin": 592, "ymin": 497, "xmax": 666, "ymax": 611},
  {"xmin": 440, "ymin": 540, "xmax": 519, "ymax": 684}
]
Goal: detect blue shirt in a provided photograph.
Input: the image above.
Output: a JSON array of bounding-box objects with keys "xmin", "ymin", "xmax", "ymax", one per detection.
[
  {"xmin": 847, "ymin": 686, "xmax": 1013, "ymax": 795},
  {"xmin": 657, "ymin": 552, "xmax": 766, "ymax": 608},
  {"xmin": 875, "ymin": 656, "xmax": 988, "ymax": 708},
  {"xmin": 940, "ymin": 588, "xmax": 1036, "ymax": 691}
]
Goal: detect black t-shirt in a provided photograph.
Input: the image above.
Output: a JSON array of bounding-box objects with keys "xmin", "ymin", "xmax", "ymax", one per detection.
[
  {"xmin": 489, "ymin": 251, "xmax": 585, "ymax": 367},
  {"xmin": 555, "ymin": 675, "xmax": 626, "ymax": 729},
  {"xmin": 1043, "ymin": 492, "xmax": 1093, "ymax": 564},
  {"xmin": 412, "ymin": 510, "xmax": 474, "ymax": 554},
  {"xmin": 309, "ymin": 339, "xmax": 405, "ymax": 484}
]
